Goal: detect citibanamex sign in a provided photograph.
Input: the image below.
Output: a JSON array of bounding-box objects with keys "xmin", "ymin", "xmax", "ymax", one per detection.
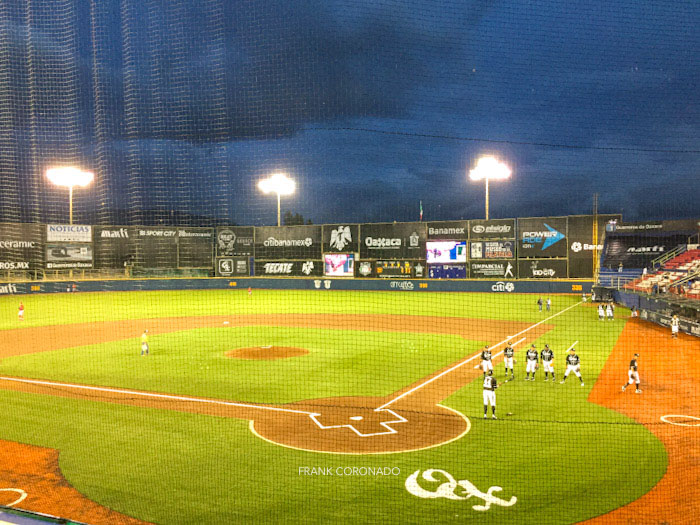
[
  {"xmin": 390, "ymin": 281, "xmax": 415, "ymax": 290},
  {"xmin": 491, "ymin": 282, "xmax": 515, "ymax": 292}
]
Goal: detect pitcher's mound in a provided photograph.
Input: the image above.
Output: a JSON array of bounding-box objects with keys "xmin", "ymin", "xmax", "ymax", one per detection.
[{"xmin": 225, "ymin": 346, "xmax": 308, "ymax": 360}]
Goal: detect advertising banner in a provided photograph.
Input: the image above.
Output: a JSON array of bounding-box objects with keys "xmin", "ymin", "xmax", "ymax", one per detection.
[
  {"xmin": 426, "ymin": 221, "xmax": 468, "ymax": 240},
  {"xmin": 469, "ymin": 218, "xmax": 515, "ymax": 240},
  {"xmin": 469, "ymin": 260, "xmax": 516, "ymax": 279},
  {"xmin": 322, "ymin": 224, "xmax": 360, "ymax": 253},
  {"xmin": 373, "ymin": 260, "xmax": 425, "ymax": 278},
  {"xmin": 46, "ymin": 243, "xmax": 93, "ymax": 269},
  {"xmin": 602, "ymin": 233, "xmax": 690, "ymax": 269},
  {"xmin": 254, "ymin": 259, "xmax": 323, "ymax": 277},
  {"xmin": 216, "ymin": 257, "xmax": 250, "ymax": 276},
  {"xmin": 178, "ymin": 228, "xmax": 214, "ymax": 268},
  {"xmin": 359, "ymin": 222, "xmax": 426, "ymax": 259},
  {"xmin": 134, "ymin": 227, "xmax": 178, "ymax": 268},
  {"xmin": 428, "ymin": 264, "xmax": 467, "ymax": 279},
  {"xmin": 606, "ymin": 219, "xmax": 698, "ymax": 234},
  {"xmin": 567, "ymin": 214, "xmax": 621, "ymax": 278},
  {"xmin": 517, "ymin": 217, "xmax": 568, "ymax": 258},
  {"xmin": 93, "ymin": 226, "xmax": 132, "ymax": 269},
  {"xmin": 469, "ymin": 240, "xmax": 515, "ymax": 259},
  {"xmin": 0, "ymin": 223, "xmax": 44, "ymax": 270},
  {"xmin": 518, "ymin": 259, "xmax": 568, "ymax": 278},
  {"xmin": 46, "ymin": 224, "xmax": 92, "ymax": 242},
  {"xmin": 216, "ymin": 227, "xmax": 254, "ymax": 257},
  {"xmin": 254, "ymin": 225, "xmax": 322, "ymax": 259}
]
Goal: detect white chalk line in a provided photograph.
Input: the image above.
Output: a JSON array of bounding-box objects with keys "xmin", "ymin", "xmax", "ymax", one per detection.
[
  {"xmin": 0, "ymin": 376, "xmax": 317, "ymax": 416},
  {"xmin": 309, "ymin": 408, "xmax": 408, "ymax": 437},
  {"xmin": 377, "ymin": 301, "xmax": 583, "ymax": 410},
  {"xmin": 660, "ymin": 415, "xmax": 700, "ymax": 427},
  {"xmin": 0, "ymin": 488, "xmax": 27, "ymax": 507}
]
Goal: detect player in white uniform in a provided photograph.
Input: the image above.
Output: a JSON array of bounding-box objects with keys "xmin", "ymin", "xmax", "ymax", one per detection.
[
  {"xmin": 560, "ymin": 348, "xmax": 584, "ymax": 386},
  {"xmin": 525, "ymin": 345, "xmax": 538, "ymax": 381},
  {"xmin": 482, "ymin": 370, "xmax": 497, "ymax": 419},
  {"xmin": 598, "ymin": 304, "xmax": 605, "ymax": 321},
  {"xmin": 671, "ymin": 315, "xmax": 679, "ymax": 338},
  {"xmin": 503, "ymin": 342, "xmax": 515, "ymax": 381},
  {"xmin": 540, "ymin": 344, "xmax": 555, "ymax": 382},
  {"xmin": 606, "ymin": 303, "xmax": 614, "ymax": 321},
  {"xmin": 622, "ymin": 354, "xmax": 641, "ymax": 393},
  {"xmin": 480, "ymin": 345, "xmax": 493, "ymax": 375}
]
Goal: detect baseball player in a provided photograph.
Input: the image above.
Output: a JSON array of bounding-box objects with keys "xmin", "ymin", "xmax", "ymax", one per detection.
[
  {"xmin": 606, "ymin": 303, "xmax": 614, "ymax": 321},
  {"xmin": 560, "ymin": 348, "xmax": 584, "ymax": 386},
  {"xmin": 482, "ymin": 370, "xmax": 497, "ymax": 419},
  {"xmin": 503, "ymin": 341, "xmax": 516, "ymax": 381},
  {"xmin": 541, "ymin": 344, "xmax": 555, "ymax": 382},
  {"xmin": 537, "ymin": 297, "xmax": 543, "ymax": 312},
  {"xmin": 141, "ymin": 329, "xmax": 149, "ymax": 356},
  {"xmin": 480, "ymin": 345, "xmax": 494, "ymax": 376},
  {"xmin": 18, "ymin": 302, "xmax": 24, "ymax": 321},
  {"xmin": 546, "ymin": 297, "xmax": 552, "ymax": 311},
  {"xmin": 622, "ymin": 353, "xmax": 641, "ymax": 393},
  {"xmin": 671, "ymin": 315, "xmax": 679, "ymax": 338},
  {"xmin": 525, "ymin": 344, "xmax": 538, "ymax": 381},
  {"xmin": 598, "ymin": 304, "xmax": 605, "ymax": 321}
]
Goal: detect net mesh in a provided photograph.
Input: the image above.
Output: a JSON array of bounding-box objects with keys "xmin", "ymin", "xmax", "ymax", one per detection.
[{"xmin": 0, "ymin": 1, "xmax": 699, "ymax": 523}]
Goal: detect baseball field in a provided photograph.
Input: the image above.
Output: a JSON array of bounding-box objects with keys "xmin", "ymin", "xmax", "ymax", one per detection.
[{"xmin": 0, "ymin": 288, "xmax": 698, "ymax": 524}]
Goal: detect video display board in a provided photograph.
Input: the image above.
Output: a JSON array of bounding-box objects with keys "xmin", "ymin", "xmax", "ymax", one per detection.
[
  {"xmin": 426, "ymin": 241, "xmax": 467, "ymax": 263},
  {"xmin": 324, "ymin": 253, "xmax": 355, "ymax": 277}
]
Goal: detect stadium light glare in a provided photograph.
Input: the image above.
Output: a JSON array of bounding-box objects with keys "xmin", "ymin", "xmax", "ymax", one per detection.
[
  {"xmin": 468, "ymin": 157, "xmax": 511, "ymax": 220},
  {"xmin": 46, "ymin": 166, "xmax": 94, "ymax": 224},
  {"xmin": 258, "ymin": 173, "xmax": 295, "ymax": 226}
]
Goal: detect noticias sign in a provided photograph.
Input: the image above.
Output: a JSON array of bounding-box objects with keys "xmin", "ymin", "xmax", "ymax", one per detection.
[{"xmin": 46, "ymin": 224, "xmax": 92, "ymax": 242}]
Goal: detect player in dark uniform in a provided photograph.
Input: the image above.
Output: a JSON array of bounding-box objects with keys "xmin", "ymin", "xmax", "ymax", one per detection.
[
  {"xmin": 503, "ymin": 342, "xmax": 515, "ymax": 381},
  {"xmin": 525, "ymin": 345, "xmax": 539, "ymax": 381},
  {"xmin": 537, "ymin": 297, "xmax": 543, "ymax": 312},
  {"xmin": 622, "ymin": 353, "xmax": 641, "ymax": 393},
  {"xmin": 482, "ymin": 370, "xmax": 497, "ymax": 419},
  {"xmin": 540, "ymin": 344, "xmax": 555, "ymax": 382},
  {"xmin": 560, "ymin": 348, "xmax": 584, "ymax": 386},
  {"xmin": 480, "ymin": 345, "xmax": 493, "ymax": 376}
]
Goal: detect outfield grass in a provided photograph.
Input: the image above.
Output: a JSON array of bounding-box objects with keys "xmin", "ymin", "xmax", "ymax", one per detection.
[{"xmin": 0, "ymin": 290, "xmax": 666, "ymax": 524}]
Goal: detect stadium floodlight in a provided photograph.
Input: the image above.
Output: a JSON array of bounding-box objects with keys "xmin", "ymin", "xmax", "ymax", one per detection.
[
  {"xmin": 258, "ymin": 173, "xmax": 295, "ymax": 227},
  {"xmin": 46, "ymin": 167, "xmax": 94, "ymax": 225},
  {"xmin": 469, "ymin": 156, "xmax": 511, "ymax": 220}
]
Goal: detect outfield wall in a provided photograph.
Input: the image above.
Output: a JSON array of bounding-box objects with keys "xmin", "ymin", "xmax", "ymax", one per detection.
[{"xmin": 0, "ymin": 277, "xmax": 592, "ymax": 295}]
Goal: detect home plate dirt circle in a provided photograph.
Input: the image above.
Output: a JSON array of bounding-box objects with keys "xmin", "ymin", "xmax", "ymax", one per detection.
[
  {"xmin": 225, "ymin": 346, "xmax": 309, "ymax": 360},
  {"xmin": 250, "ymin": 396, "xmax": 470, "ymax": 454}
]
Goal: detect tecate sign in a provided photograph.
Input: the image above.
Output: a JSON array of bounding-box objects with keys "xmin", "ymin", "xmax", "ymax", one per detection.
[
  {"xmin": 491, "ymin": 282, "xmax": 515, "ymax": 292},
  {"xmin": 263, "ymin": 237, "xmax": 313, "ymax": 247},
  {"xmin": 365, "ymin": 237, "xmax": 401, "ymax": 248},
  {"xmin": 263, "ymin": 262, "xmax": 293, "ymax": 274},
  {"xmin": 47, "ymin": 224, "xmax": 92, "ymax": 242}
]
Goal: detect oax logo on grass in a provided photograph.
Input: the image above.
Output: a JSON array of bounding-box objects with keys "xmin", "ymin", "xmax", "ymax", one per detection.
[{"xmin": 405, "ymin": 469, "xmax": 517, "ymax": 511}]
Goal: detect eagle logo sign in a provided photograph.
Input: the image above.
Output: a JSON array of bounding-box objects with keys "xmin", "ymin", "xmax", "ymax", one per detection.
[{"xmin": 330, "ymin": 226, "xmax": 352, "ymax": 251}]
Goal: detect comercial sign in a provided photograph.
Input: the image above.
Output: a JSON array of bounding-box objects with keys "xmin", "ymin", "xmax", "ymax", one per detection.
[
  {"xmin": 517, "ymin": 217, "xmax": 568, "ymax": 257},
  {"xmin": 254, "ymin": 259, "xmax": 322, "ymax": 277},
  {"xmin": 470, "ymin": 241, "xmax": 514, "ymax": 259},
  {"xmin": 469, "ymin": 260, "xmax": 515, "ymax": 279},
  {"xmin": 217, "ymin": 227, "xmax": 254, "ymax": 257},
  {"xmin": 426, "ymin": 221, "xmax": 468, "ymax": 240},
  {"xmin": 254, "ymin": 225, "xmax": 322, "ymax": 259},
  {"xmin": 47, "ymin": 224, "xmax": 92, "ymax": 242},
  {"xmin": 518, "ymin": 259, "xmax": 568, "ymax": 279},
  {"xmin": 359, "ymin": 223, "xmax": 426, "ymax": 259},
  {"xmin": 469, "ymin": 219, "xmax": 515, "ymax": 239}
]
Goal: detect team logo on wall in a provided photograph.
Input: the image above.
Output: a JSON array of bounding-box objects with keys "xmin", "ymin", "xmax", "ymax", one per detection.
[
  {"xmin": 414, "ymin": 263, "xmax": 424, "ymax": 277},
  {"xmin": 218, "ymin": 258, "xmax": 234, "ymax": 276},
  {"xmin": 302, "ymin": 261, "xmax": 315, "ymax": 275},
  {"xmin": 330, "ymin": 226, "xmax": 352, "ymax": 251},
  {"xmin": 217, "ymin": 229, "xmax": 236, "ymax": 254},
  {"xmin": 409, "ymin": 232, "xmax": 419, "ymax": 247},
  {"xmin": 521, "ymin": 224, "xmax": 564, "ymax": 250},
  {"xmin": 359, "ymin": 262, "xmax": 372, "ymax": 276}
]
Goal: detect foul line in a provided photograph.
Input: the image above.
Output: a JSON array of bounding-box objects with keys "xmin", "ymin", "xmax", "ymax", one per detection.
[
  {"xmin": 377, "ymin": 301, "xmax": 582, "ymax": 410},
  {"xmin": 0, "ymin": 376, "xmax": 318, "ymax": 416}
]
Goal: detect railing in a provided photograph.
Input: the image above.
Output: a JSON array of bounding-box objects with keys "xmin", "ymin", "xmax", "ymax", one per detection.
[
  {"xmin": 1, "ymin": 268, "xmax": 213, "ymax": 282},
  {"xmin": 598, "ymin": 275, "xmax": 640, "ymax": 290},
  {"xmin": 651, "ymin": 244, "xmax": 686, "ymax": 270}
]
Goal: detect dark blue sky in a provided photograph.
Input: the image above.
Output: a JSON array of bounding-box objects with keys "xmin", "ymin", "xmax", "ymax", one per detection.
[{"xmin": 0, "ymin": 0, "xmax": 698, "ymax": 226}]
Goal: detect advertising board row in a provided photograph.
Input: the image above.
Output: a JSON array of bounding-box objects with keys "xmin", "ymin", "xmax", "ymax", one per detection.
[{"xmin": 0, "ymin": 214, "xmax": 633, "ymax": 277}]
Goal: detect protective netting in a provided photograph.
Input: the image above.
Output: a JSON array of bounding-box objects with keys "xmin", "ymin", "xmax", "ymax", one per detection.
[{"xmin": 0, "ymin": 1, "xmax": 699, "ymax": 524}]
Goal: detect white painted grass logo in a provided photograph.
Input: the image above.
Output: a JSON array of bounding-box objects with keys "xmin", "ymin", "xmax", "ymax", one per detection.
[{"xmin": 405, "ymin": 469, "xmax": 517, "ymax": 511}]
